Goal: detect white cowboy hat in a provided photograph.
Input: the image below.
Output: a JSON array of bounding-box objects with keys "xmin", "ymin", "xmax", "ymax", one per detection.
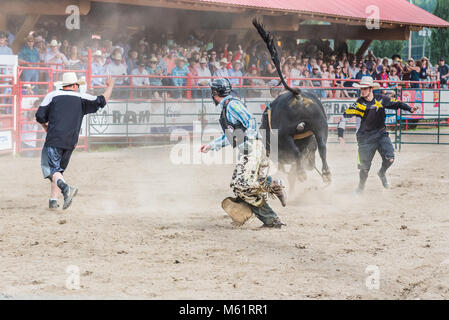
[
  {"xmin": 55, "ymin": 72, "xmax": 86, "ymax": 87},
  {"xmin": 220, "ymin": 58, "xmax": 228, "ymax": 64},
  {"xmin": 199, "ymin": 58, "xmax": 207, "ymax": 64},
  {"xmin": 353, "ymin": 76, "xmax": 381, "ymax": 89},
  {"xmin": 49, "ymin": 40, "xmax": 58, "ymax": 47},
  {"xmin": 94, "ymin": 50, "xmax": 103, "ymax": 56}
]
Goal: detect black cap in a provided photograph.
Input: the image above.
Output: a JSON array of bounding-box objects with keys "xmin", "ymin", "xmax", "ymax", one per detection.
[
  {"xmin": 440, "ymin": 57, "xmax": 445, "ymax": 61},
  {"xmin": 0, "ymin": 31, "xmax": 7, "ymax": 39}
]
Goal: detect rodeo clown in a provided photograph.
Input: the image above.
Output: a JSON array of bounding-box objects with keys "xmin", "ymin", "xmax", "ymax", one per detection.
[
  {"xmin": 200, "ymin": 78, "xmax": 287, "ymax": 228},
  {"xmin": 36, "ymin": 72, "xmax": 114, "ymax": 210},
  {"xmin": 342, "ymin": 76, "xmax": 418, "ymax": 194}
]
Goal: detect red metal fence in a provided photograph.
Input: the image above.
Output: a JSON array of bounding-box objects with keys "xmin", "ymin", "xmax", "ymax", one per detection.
[
  {"xmin": 0, "ymin": 57, "xmax": 443, "ymax": 155},
  {"xmin": 0, "ymin": 73, "xmax": 15, "ymax": 154}
]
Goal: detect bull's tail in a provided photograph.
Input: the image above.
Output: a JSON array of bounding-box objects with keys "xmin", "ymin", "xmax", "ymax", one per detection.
[
  {"xmin": 252, "ymin": 19, "xmax": 300, "ymax": 96},
  {"xmin": 260, "ymin": 108, "xmax": 272, "ymax": 156}
]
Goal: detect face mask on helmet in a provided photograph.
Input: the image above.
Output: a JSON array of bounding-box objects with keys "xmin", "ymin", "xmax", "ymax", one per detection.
[{"xmin": 211, "ymin": 92, "xmax": 221, "ymax": 105}]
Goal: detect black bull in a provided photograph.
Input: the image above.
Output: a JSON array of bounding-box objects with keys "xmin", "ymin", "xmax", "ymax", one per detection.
[{"xmin": 260, "ymin": 90, "xmax": 331, "ymax": 187}]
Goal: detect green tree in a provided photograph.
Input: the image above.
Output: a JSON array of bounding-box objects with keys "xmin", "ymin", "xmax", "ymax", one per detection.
[
  {"xmin": 370, "ymin": 40, "xmax": 405, "ymax": 59},
  {"xmin": 430, "ymin": 0, "xmax": 449, "ymax": 62},
  {"xmin": 414, "ymin": 0, "xmax": 437, "ymax": 13},
  {"xmin": 347, "ymin": 40, "xmax": 361, "ymax": 53}
]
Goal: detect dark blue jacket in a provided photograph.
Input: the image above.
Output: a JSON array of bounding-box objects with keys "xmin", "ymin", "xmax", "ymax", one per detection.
[{"xmin": 36, "ymin": 90, "xmax": 106, "ymax": 150}]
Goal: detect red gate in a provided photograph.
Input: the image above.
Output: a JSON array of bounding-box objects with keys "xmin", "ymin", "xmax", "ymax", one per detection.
[{"xmin": 0, "ymin": 73, "xmax": 15, "ymax": 154}]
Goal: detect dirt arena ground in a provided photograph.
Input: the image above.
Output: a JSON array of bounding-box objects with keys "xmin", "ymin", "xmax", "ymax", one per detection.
[{"xmin": 0, "ymin": 141, "xmax": 448, "ymax": 300}]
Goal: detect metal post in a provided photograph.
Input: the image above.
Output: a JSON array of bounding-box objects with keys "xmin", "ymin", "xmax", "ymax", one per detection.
[
  {"xmin": 394, "ymin": 87, "xmax": 398, "ymax": 150},
  {"xmin": 126, "ymin": 101, "xmax": 130, "ymax": 147},
  {"xmin": 87, "ymin": 49, "xmax": 92, "ymax": 91},
  {"xmin": 186, "ymin": 74, "xmax": 192, "ymax": 99},
  {"xmin": 437, "ymin": 88, "xmax": 441, "ymax": 144},
  {"xmin": 163, "ymin": 88, "xmax": 167, "ymax": 132},
  {"xmin": 87, "ymin": 113, "xmax": 91, "ymax": 151},
  {"xmin": 399, "ymin": 87, "xmax": 403, "ymax": 152},
  {"xmin": 16, "ymin": 67, "xmax": 22, "ymax": 155},
  {"xmin": 422, "ymin": 34, "xmax": 426, "ymax": 58},
  {"xmin": 408, "ymin": 0, "xmax": 413, "ymax": 59},
  {"xmin": 399, "ymin": 108, "xmax": 402, "ymax": 152},
  {"xmin": 200, "ymin": 94, "xmax": 204, "ymax": 143},
  {"xmin": 129, "ymin": 76, "xmax": 133, "ymax": 100},
  {"xmin": 332, "ymin": 79, "xmax": 335, "ymax": 98}
]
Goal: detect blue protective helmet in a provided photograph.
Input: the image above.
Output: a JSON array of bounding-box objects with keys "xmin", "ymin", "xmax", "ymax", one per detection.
[{"xmin": 210, "ymin": 78, "xmax": 232, "ymax": 97}]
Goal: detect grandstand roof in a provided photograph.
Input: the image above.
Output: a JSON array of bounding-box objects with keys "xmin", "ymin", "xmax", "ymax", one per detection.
[{"xmin": 192, "ymin": 0, "xmax": 449, "ymax": 28}]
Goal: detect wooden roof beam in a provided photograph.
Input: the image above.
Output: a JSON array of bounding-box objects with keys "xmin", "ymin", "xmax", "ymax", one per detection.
[
  {"xmin": 11, "ymin": 14, "xmax": 41, "ymax": 53},
  {"xmin": 356, "ymin": 40, "xmax": 373, "ymax": 58},
  {"xmin": 282, "ymin": 25, "xmax": 411, "ymax": 40}
]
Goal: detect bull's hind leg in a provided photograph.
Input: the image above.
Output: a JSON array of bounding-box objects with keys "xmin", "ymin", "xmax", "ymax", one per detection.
[
  {"xmin": 314, "ymin": 128, "xmax": 331, "ymax": 183},
  {"xmin": 283, "ymin": 135, "xmax": 307, "ymax": 183},
  {"xmin": 296, "ymin": 136, "xmax": 317, "ymax": 172}
]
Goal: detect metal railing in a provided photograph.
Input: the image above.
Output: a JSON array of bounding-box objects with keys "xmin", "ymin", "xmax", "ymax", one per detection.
[
  {"xmin": 396, "ymin": 88, "xmax": 449, "ymax": 150},
  {"xmin": 0, "ymin": 73, "xmax": 15, "ymax": 154},
  {"xmin": 5, "ymin": 61, "xmax": 449, "ymax": 153}
]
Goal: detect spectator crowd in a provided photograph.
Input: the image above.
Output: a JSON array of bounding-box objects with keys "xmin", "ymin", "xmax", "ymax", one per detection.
[{"xmin": 1, "ymin": 24, "xmax": 449, "ymax": 101}]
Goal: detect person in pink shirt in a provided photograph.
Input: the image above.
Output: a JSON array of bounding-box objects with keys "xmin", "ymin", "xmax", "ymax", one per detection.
[
  {"xmin": 188, "ymin": 58, "xmax": 200, "ymax": 98},
  {"xmin": 378, "ymin": 66, "xmax": 390, "ymax": 89},
  {"xmin": 165, "ymin": 51, "xmax": 177, "ymax": 74}
]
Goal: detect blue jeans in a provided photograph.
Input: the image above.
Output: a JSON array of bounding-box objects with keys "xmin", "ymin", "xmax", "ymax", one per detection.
[
  {"xmin": 41, "ymin": 146, "xmax": 74, "ymax": 180},
  {"xmin": 22, "ymin": 69, "xmax": 39, "ymax": 83}
]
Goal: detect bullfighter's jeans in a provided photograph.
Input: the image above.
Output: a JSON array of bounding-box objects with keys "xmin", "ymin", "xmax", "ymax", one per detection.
[{"xmin": 357, "ymin": 129, "xmax": 395, "ymax": 186}]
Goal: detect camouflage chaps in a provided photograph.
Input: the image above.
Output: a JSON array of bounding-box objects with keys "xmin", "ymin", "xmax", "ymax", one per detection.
[{"xmin": 230, "ymin": 140, "xmax": 273, "ymax": 207}]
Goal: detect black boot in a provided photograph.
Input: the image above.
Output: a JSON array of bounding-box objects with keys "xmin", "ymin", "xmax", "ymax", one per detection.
[
  {"xmin": 49, "ymin": 199, "xmax": 59, "ymax": 210},
  {"xmin": 377, "ymin": 170, "xmax": 390, "ymax": 189},
  {"xmin": 57, "ymin": 179, "xmax": 78, "ymax": 210},
  {"xmin": 378, "ymin": 160, "xmax": 393, "ymax": 189},
  {"xmin": 356, "ymin": 169, "xmax": 369, "ymax": 194},
  {"xmin": 249, "ymin": 202, "xmax": 286, "ymax": 229},
  {"xmin": 261, "ymin": 217, "xmax": 286, "ymax": 229}
]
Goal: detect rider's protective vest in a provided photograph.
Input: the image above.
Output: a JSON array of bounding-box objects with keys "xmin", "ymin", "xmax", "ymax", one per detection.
[{"xmin": 219, "ymin": 97, "xmax": 248, "ymax": 148}]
